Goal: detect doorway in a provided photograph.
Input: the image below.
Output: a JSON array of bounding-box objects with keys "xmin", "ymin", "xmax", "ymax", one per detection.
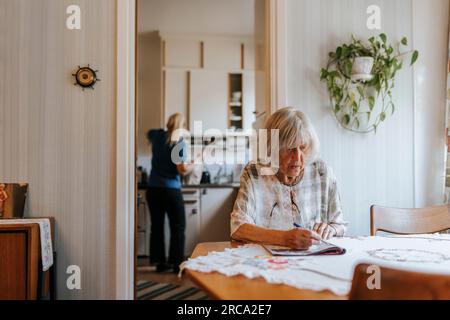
[{"xmin": 132, "ymin": 0, "xmax": 277, "ymax": 300}]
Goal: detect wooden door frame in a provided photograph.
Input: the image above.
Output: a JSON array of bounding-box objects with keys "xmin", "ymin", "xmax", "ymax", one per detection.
[{"xmin": 115, "ymin": 0, "xmax": 288, "ymax": 300}]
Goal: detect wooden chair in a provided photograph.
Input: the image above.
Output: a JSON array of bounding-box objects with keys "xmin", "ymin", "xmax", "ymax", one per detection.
[
  {"xmin": 370, "ymin": 204, "xmax": 450, "ymax": 236},
  {"xmin": 349, "ymin": 263, "xmax": 450, "ymax": 300}
]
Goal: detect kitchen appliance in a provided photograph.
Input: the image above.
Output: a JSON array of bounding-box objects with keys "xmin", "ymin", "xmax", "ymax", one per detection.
[{"xmin": 200, "ymin": 170, "xmax": 211, "ymax": 184}]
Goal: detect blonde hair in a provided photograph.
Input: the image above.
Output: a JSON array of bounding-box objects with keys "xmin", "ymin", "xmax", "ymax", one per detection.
[
  {"xmin": 166, "ymin": 113, "xmax": 186, "ymax": 145},
  {"xmin": 264, "ymin": 107, "xmax": 320, "ymax": 163}
]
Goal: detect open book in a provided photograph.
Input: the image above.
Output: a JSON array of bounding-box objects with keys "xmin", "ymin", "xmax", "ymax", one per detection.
[{"xmin": 263, "ymin": 241, "xmax": 346, "ymax": 256}]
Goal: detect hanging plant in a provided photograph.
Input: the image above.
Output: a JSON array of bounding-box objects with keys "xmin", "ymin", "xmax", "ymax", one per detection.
[{"xmin": 320, "ymin": 33, "xmax": 419, "ymax": 133}]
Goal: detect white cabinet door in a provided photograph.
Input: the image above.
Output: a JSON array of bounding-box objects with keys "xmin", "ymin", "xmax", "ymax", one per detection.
[
  {"xmin": 137, "ymin": 190, "xmax": 150, "ymax": 256},
  {"xmin": 185, "ymin": 201, "xmax": 201, "ymax": 256},
  {"xmin": 204, "ymin": 39, "xmax": 241, "ymax": 70},
  {"xmin": 243, "ymin": 42, "xmax": 255, "ymax": 70},
  {"xmin": 190, "ymin": 70, "xmax": 228, "ymax": 131},
  {"xmin": 164, "ymin": 70, "xmax": 189, "ymax": 124},
  {"xmin": 243, "ymin": 71, "xmax": 256, "ymax": 130},
  {"xmin": 183, "ymin": 189, "xmax": 201, "ymax": 257},
  {"xmin": 199, "ymin": 188, "xmax": 236, "ymax": 242},
  {"xmin": 254, "ymin": 70, "xmax": 266, "ymax": 119},
  {"xmin": 145, "ymin": 189, "xmax": 200, "ymax": 259},
  {"xmin": 165, "ymin": 38, "xmax": 200, "ymax": 68}
]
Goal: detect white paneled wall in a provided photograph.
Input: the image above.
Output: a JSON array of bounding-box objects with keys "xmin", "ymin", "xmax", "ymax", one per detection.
[
  {"xmin": 0, "ymin": 0, "xmax": 116, "ymax": 299},
  {"xmin": 285, "ymin": 0, "xmax": 449, "ymax": 235}
]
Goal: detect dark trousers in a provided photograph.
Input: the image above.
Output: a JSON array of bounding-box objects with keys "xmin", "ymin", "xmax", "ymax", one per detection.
[{"xmin": 146, "ymin": 187, "xmax": 186, "ymax": 266}]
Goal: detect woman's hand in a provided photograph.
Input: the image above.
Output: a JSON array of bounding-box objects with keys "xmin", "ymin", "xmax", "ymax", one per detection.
[
  {"xmin": 176, "ymin": 161, "xmax": 195, "ymax": 176},
  {"xmin": 313, "ymin": 223, "xmax": 337, "ymax": 240},
  {"xmin": 283, "ymin": 228, "xmax": 321, "ymax": 250}
]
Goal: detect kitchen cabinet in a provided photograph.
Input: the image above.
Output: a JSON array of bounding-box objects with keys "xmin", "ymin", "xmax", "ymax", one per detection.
[
  {"xmin": 161, "ymin": 35, "xmax": 257, "ymax": 131},
  {"xmin": 228, "ymin": 72, "xmax": 256, "ymax": 131},
  {"xmin": 182, "ymin": 189, "xmax": 201, "ymax": 255},
  {"xmin": 137, "ymin": 188, "xmax": 200, "ymax": 258},
  {"xmin": 203, "ymin": 39, "xmax": 241, "ymax": 70},
  {"xmin": 199, "ymin": 188, "xmax": 237, "ymax": 243},
  {"xmin": 164, "ymin": 69, "xmax": 189, "ymax": 124},
  {"xmin": 242, "ymin": 71, "xmax": 256, "ymax": 130},
  {"xmin": 189, "ymin": 70, "xmax": 229, "ymax": 131},
  {"xmin": 136, "ymin": 190, "xmax": 150, "ymax": 257},
  {"xmin": 164, "ymin": 38, "xmax": 201, "ymax": 68}
]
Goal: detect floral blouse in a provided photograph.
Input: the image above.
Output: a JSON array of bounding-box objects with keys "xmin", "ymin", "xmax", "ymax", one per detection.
[{"xmin": 230, "ymin": 159, "xmax": 347, "ymax": 237}]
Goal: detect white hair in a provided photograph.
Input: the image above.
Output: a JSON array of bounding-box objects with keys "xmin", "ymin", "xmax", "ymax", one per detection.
[{"xmin": 264, "ymin": 107, "xmax": 320, "ymax": 164}]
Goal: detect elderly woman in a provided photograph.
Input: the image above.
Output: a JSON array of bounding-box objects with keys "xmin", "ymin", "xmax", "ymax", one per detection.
[{"xmin": 231, "ymin": 107, "xmax": 347, "ymax": 249}]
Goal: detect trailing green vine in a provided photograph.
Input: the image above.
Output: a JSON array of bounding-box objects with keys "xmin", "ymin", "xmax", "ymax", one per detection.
[{"xmin": 320, "ymin": 33, "xmax": 419, "ymax": 133}]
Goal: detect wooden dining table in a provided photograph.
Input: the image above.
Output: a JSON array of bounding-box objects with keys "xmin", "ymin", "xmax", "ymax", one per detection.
[{"xmin": 184, "ymin": 242, "xmax": 346, "ymax": 300}]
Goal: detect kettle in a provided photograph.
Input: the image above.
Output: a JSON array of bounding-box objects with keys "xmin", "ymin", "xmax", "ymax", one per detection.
[{"xmin": 200, "ymin": 170, "xmax": 211, "ymax": 184}]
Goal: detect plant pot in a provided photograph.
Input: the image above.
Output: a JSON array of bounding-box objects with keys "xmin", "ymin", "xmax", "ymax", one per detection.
[{"xmin": 351, "ymin": 56, "xmax": 374, "ymax": 81}]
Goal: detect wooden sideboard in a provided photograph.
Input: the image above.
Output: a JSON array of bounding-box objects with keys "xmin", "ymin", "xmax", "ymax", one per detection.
[{"xmin": 0, "ymin": 218, "xmax": 55, "ymax": 300}]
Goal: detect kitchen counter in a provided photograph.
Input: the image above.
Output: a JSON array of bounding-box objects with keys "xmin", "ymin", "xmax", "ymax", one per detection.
[
  {"xmin": 182, "ymin": 183, "xmax": 240, "ymax": 189},
  {"xmin": 138, "ymin": 183, "xmax": 241, "ymax": 190}
]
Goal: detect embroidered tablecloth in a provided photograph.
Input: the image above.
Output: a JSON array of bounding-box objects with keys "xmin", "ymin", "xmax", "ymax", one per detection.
[
  {"xmin": 0, "ymin": 219, "xmax": 53, "ymax": 271},
  {"xmin": 181, "ymin": 234, "xmax": 450, "ymax": 296}
]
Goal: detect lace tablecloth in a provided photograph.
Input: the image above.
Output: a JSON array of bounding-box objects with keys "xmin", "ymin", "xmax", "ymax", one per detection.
[
  {"xmin": 181, "ymin": 234, "xmax": 450, "ymax": 296},
  {"xmin": 0, "ymin": 219, "xmax": 53, "ymax": 271}
]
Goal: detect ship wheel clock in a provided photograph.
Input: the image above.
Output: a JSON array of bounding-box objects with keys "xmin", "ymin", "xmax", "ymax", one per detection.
[{"xmin": 72, "ymin": 65, "xmax": 100, "ymax": 90}]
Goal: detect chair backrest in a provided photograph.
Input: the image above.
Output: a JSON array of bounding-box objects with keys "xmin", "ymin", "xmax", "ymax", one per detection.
[
  {"xmin": 349, "ymin": 264, "xmax": 450, "ymax": 300},
  {"xmin": 370, "ymin": 204, "xmax": 450, "ymax": 236}
]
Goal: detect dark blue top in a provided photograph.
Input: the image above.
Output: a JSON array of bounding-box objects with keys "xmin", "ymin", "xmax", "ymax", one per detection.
[{"xmin": 147, "ymin": 129, "xmax": 187, "ymax": 189}]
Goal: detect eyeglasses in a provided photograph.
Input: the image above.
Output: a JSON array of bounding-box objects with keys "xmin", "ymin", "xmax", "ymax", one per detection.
[{"xmin": 269, "ymin": 189, "xmax": 304, "ymax": 228}]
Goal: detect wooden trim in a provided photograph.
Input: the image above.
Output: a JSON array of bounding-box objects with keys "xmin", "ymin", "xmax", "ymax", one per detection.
[
  {"xmin": 187, "ymin": 71, "xmax": 191, "ymax": 130},
  {"xmin": 370, "ymin": 204, "xmax": 376, "ymax": 236},
  {"xmin": 27, "ymin": 225, "xmax": 39, "ymax": 300},
  {"xmin": 228, "ymin": 73, "xmax": 231, "ymax": 128},
  {"xmin": 182, "ymin": 190, "xmax": 198, "ymax": 194},
  {"xmin": 200, "ymin": 41, "xmax": 204, "ymax": 68},
  {"xmin": 116, "ymin": 0, "xmax": 136, "ymax": 300},
  {"xmin": 241, "ymin": 73, "xmax": 244, "ymax": 127},
  {"xmin": 265, "ymin": 0, "xmax": 287, "ymax": 114},
  {"xmin": 241, "ymin": 43, "xmax": 245, "ymax": 69},
  {"xmin": 162, "ymin": 40, "xmax": 166, "ymax": 67},
  {"xmin": 162, "ymin": 70, "xmax": 166, "ymax": 124},
  {"xmin": 184, "ymin": 200, "xmax": 199, "ymax": 205}
]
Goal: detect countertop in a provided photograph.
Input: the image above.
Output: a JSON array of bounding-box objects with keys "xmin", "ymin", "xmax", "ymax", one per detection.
[
  {"xmin": 138, "ymin": 183, "xmax": 240, "ymax": 190},
  {"xmin": 182, "ymin": 183, "xmax": 240, "ymax": 189}
]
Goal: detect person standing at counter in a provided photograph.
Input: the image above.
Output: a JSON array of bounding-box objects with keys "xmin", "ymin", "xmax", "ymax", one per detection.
[{"xmin": 147, "ymin": 113, "xmax": 194, "ymax": 273}]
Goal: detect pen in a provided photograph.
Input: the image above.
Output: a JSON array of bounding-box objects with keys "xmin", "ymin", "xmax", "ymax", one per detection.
[{"xmin": 293, "ymin": 223, "xmax": 325, "ymax": 243}]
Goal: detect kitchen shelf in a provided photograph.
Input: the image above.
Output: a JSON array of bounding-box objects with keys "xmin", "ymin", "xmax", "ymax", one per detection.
[{"xmin": 228, "ymin": 73, "xmax": 243, "ymax": 130}]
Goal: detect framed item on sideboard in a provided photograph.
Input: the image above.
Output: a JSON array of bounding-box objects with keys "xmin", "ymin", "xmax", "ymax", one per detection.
[{"xmin": 0, "ymin": 183, "xmax": 28, "ymax": 219}]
